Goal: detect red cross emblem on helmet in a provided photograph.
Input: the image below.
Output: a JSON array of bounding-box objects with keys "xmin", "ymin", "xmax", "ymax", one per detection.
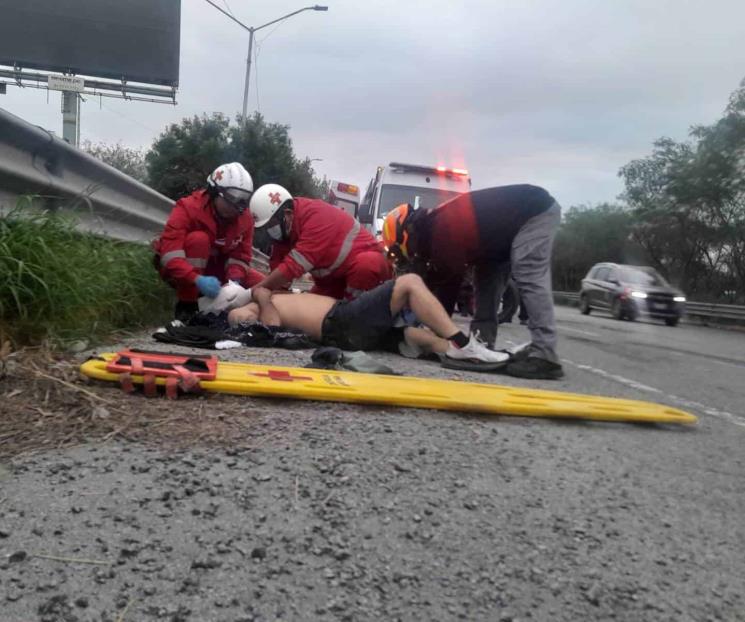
[
  {"xmin": 269, "ymin": 192, "xmax": 282, "ymax": 205},
  {"xmin": 214, "ymin": 170, "xmax": 224, "ymax": 181}
]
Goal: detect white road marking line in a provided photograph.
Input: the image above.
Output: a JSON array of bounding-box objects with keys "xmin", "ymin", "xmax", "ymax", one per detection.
[
  {"xmin": 627, "ymin": 343, "xmax": 744, "ymax": 369},
  {"xmin": 559, "ymin": 326, "xmax": 600, "ymax": 337},
  {"xmin": 700, "ymin": 358, "xmax": 745, "ymax": 370},
  {"xmin": 564, "ymin": 359, "xmax": 745, "ymax": 429}
]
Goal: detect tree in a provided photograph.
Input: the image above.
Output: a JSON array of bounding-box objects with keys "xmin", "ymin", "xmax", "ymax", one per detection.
[
  {"xmin": 145, "ymin": 113, "xmax": 231, "ymax": 199},
  {"xmin": 552, "ymin": 204, "xmax": 642, "ymax": 291},
  {"xmin": 82, "ymin": 140, "xmax": 148, "ymax": 184},
  {"xmin": 685, "ymin": 84, "xmax": 745, "ymax": 300},
  {"xmin": 619, "ymin": 137, "xmax": 711, "ymax": 294},
  {"xmin": 619, "ymin": 80, "xmax": 745, "ymax": 301},
  {"xmin": 145, "ymin": 112, "xmax": 325, "ymax": 200}
]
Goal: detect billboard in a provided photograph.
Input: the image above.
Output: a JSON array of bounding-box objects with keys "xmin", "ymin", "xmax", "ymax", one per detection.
[{"xmin": 0, "ymin": 0, "xmax": 180, "ymax": 87}]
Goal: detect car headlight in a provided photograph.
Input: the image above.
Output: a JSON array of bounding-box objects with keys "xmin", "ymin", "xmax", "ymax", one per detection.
[
  {"xmin": 673, "ymin": 296, "xmax": 686, "ymax": 302},
  {"xmin": 630, "ymin": 291, "xmax": 647, "ymax": 299}
]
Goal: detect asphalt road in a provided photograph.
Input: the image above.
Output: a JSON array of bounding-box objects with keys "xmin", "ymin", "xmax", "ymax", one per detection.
[
  {"xmin": 531, "ymin": 306, "xmax": 745, "ymax": 431},
  {"xmin": 1, "ymin": 305, "xmax": 743, "ymax": 621}
]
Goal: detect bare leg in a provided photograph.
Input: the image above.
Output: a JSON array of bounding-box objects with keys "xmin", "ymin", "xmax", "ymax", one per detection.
[
  {"xmin": 390, "ymin": 274, "xmax": 460, "ymax": 339},
  {"xmin": 403, "ymin": 326, "xmax": 449, "ymax": 354},
  {"xmin": 392, "ymin": 274, "xmax": 510, "ymax": 365}
]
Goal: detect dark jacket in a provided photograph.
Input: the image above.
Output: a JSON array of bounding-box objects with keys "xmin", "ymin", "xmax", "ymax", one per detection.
[{"xmin": 407, "ymin": 184, "xmax": 556, "ymax": 311}]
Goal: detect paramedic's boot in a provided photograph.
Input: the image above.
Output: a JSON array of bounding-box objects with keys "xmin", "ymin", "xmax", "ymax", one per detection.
[
  {"xmin": 445, "ymin": 333, "xmax": 510, "ymax": 366},
  {"xmin": 174, "ymin": 300, "xmax": 199, "ymax": 323},
  {"xmin": 506, "ymin": 357, "xmax": 564, "ymax": 380}
]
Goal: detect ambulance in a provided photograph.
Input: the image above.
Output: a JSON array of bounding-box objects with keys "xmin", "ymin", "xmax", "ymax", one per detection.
[
  {"xmin": 326, "ymin": 180, "xmax": 361, "ymax": 218},
  {"xmin": 358, "ymin": 162, "xmax": 471, "ymax": 236}
]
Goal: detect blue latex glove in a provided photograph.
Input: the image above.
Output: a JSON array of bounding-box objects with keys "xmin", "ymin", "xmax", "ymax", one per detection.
[{"xmin": 195, "ymin": 275, "xmax": 221, "ymax": 298}]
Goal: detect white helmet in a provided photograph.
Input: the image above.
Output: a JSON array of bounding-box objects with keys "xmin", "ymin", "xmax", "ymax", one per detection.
[
  {"xmin": 250, "ymin": 183, "xmax": 293, "ymax": 227},
  {"xmin": 207, "ymin": 162, "xmax": 254, "ymax": 210}
]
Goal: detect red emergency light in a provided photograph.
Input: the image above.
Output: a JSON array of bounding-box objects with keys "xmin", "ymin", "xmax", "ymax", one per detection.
[
  {"xmin": 389, "ymin": 162, "xmax": 470, "ymax": 180},
  {"xmin": 336, "ymin": 182, "xmax": 359, "ymax": 195},
  {"xmin": 436, "ymin": 165, "xmax": 469, "ymax": 176}
]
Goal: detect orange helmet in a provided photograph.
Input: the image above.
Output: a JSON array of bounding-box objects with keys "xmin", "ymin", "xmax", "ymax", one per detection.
[{"xmin": 382, "ymin": 203, "xmax": 413, "ymax": 261}]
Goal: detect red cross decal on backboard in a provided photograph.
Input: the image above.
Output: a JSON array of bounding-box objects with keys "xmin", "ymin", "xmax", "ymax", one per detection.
[
  {"xmin": 250, "ymin": 370, "xmax": 313, "ymax": 382},
  {"xmin": 214, "ymin": 170, "xmax": 224, "ymax": 181},
  {"xmin": 269, "ymin": 192, "xmax": 282, "ymax": 205}
]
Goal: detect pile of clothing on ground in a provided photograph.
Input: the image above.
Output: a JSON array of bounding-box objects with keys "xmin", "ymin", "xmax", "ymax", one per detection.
[
  {"xmin": 154, "ymin": 283, "xmax": 399, "ymax": 374},
  {"xmin": 153, "ymin": 312, "xmax": 314, "ymax": 350}
]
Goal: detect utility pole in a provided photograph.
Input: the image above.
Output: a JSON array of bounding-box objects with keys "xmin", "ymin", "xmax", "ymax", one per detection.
[{"xmin": 203, "ymin": 1, "xmax": 328, "ymax": 120}]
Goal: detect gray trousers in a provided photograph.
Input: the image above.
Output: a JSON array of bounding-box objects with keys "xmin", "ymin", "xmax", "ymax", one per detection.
[{"xmin": 470, "ymin": 202, "xmax": 561, "ymax": 362}]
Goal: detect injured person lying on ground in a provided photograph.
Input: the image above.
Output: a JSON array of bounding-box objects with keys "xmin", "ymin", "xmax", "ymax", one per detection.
[{"xmin": 227, "ymin": 274, "xmax": 510, "ymax": 368}]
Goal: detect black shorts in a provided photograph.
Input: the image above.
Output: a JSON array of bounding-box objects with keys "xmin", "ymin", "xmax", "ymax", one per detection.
[{"xmin": 321, "ymin": 280, "xmax": 397, "ymax": 351}]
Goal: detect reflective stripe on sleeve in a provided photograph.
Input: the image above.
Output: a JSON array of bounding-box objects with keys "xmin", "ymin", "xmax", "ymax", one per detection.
[
  {"xmin": 311, "ymin": 220, "xmax": 360, "ymax": 277},
  {"xmin": 289, "ymin": 249, "xmax": 314, "ymax": 272},
  {"xmin": 160, "ymin": 249, "xmax": 186, "ymax": 268},
  {"xmin": 225, "ymin": 258, "xmax": 251, "ymax": 271},
  {"xmin": 187, "ymin": 258, "xmax": 208, "ymax": 268}
]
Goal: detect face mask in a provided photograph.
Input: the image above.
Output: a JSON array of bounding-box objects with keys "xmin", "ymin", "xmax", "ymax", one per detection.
[{"xmin": 266, "ymin": 223, "xmax": 284, "ymax": 241}]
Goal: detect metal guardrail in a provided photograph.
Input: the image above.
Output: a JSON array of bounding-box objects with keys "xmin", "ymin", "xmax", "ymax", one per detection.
[
  {"xmin": 684, "ymin": 301, "xmax": 745, "ymax": 323},
  {"xmin": 553, "ymin": 291, "xmax": 745, "ymax": 325},
  {"xmin": 0, "ymin": 106, "xmax": 174, "ymax": 242},
  {"xmin": 0, "ymin": 110, "xmax": 285, "ymax": 280},
  {"xmin": 554, "ymin": 291, "xmax": 580, "ymax": 303}
]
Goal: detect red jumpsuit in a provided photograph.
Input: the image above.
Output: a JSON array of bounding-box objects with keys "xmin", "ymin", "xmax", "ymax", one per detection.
[
  {"xmin": 269, "ymin": 197, "xmax": 392, "ymax": 299},
  {"xmin": 154, "ymin": 190, "xmax": 264, "ymax": 302}
]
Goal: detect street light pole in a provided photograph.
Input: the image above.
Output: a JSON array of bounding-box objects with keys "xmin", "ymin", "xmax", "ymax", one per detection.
[
  {"xmin": 203, "ymin": 2, "xmax": 328, "ymax": 120},
  {"xmin": 243, "ymin": 28, "xmax": 255, "ymax": 119}
]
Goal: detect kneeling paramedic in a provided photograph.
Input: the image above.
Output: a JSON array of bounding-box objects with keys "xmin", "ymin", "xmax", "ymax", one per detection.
[
  {"xmin": 249, "ymin": 184, "xmax": 392, "ymax": 300},
  {"xmin": 228, "ymin": 275, "xmax": 510, "ymax": 367},
  {"xmin": 153, "ymin": 163, "xmax": 265, "ymax": 321},
  {"xmin": 382, "ymin": 185, "xmax": 564, "ymax": 380}
]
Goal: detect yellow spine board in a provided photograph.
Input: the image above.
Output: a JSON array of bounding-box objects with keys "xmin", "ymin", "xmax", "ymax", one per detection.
[{"xmin": 80, "ymin": 354, "xmax": 698, "ymax": 425}]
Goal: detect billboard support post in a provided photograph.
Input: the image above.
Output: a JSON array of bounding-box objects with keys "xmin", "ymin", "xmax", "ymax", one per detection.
[
  {"xmin": 0, "ymin": 0, "xmax": 180, "ymax": 144},
  {"xmin": 61, "ymin": 91, "xmax": 80, "ymax": 146}
]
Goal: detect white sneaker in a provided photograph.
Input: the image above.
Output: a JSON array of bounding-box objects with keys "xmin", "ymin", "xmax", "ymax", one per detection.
[{"xmin": 445, "ymin": 333, "xmax": 510, "ymax": 365}]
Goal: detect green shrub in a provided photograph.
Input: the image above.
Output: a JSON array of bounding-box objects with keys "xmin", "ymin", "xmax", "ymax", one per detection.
[{"xmin": 0, "ymin": 202, "xmax": 173, "ymax": 347}]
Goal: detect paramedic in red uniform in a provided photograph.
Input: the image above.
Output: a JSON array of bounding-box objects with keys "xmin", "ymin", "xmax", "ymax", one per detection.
[
  {"xmin": 382, "ymin": 185, "xmax": 564, "ymax": 380},
  {"xmin": 153, "ymin": 162, "xmax": 265, "ymax": 321},
  {"xmin": 248, "ymin": 183, "xmax": 392, "ymax": 300}
]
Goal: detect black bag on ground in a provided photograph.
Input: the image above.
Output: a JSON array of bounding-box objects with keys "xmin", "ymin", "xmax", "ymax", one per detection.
[{"xmin": 305, "ymin": 347, "xmax": 400, "ymax": 375}]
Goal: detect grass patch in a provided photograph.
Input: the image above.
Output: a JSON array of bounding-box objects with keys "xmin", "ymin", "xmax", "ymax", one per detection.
[{"xmin": 0, "ymin": 202, "xmax": 173, "ymax": 348}]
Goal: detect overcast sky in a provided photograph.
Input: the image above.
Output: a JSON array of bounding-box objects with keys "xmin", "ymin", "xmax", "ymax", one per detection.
[{"xmin": 2, "ymin": 0, "xmax": 745, "ymax": 207}]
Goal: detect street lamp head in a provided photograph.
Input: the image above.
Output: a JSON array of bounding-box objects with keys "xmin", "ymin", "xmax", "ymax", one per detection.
[{"xmin": 205, "ymin": 0, "xmax": 330, "ymax": 118}]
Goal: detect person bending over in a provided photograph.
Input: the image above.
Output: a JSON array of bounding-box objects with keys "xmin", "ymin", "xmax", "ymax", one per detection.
[
  {"xmin": 228, "ymin": 274, "xmax": 509, "ymax": 366},
  {"xmin": 382, "ymin": 185, "xmax": 564, "ymax": 379}
]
